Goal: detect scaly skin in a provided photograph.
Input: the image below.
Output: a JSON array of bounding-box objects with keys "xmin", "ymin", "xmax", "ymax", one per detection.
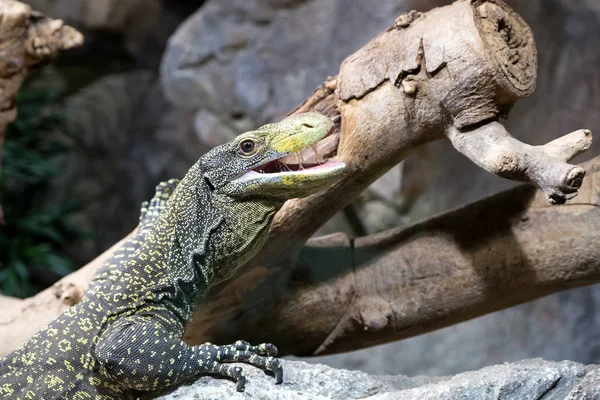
[{"xmin": 0, "ymin": 113, "xmax": 345, "ymax": 399}]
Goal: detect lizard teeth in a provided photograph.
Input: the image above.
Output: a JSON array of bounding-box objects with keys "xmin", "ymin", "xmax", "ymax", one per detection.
[
  {"xmin": 296, "ymin": 152, "xmax": 305, "ymax": 170},
  {"xmin": 278, "ymin": 161, "xmax": 291, "ymax": 172},
  {"xmin": 312, "ymin": 144, "xmax": 322, "ymax": 164},
  {"xmin": 236, "ymin": 161, "xmax": 345, "ymax": 183}
]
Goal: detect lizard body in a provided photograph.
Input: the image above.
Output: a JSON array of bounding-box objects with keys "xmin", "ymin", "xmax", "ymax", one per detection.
[{"xmin": 0, "ymin": 113, "xmax": 344, "ymax": 399}]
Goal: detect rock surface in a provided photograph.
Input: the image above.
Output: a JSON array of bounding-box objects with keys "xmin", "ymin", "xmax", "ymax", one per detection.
[
  {"xmin": 155, "ymin": 358, "xmax": 599, "ymax": 399},
  {"xmin": 162, "ymin": 0, "xmax": 410, "ymax": 123}
]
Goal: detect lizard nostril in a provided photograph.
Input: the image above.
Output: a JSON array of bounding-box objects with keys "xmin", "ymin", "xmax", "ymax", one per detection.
[{"xmin": 302, "ymin": 123, "xmax": 314, "ymax": 128}]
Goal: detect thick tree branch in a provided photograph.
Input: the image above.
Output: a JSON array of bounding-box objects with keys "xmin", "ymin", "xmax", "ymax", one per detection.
[
  {"xmin": 308, "ymin": 157, "xmax": 600, "ymax": 354},
  {"xmin": 181, "ymin": 157, "xmax": 600, "ymax": 357},
  {"xmin": 0, "ymin": 0, "xmax": 595, "ymax": 358}
]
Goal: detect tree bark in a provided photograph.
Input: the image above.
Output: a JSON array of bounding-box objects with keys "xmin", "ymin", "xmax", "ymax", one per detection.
[{"xmin": 0, "ymin": 0, "xmax": 596, "ymax": 357}]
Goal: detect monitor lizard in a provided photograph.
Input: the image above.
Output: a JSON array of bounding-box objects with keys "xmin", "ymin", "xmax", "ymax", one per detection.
[{"xmin": 0, "ymin": 112, "xmax": 345, "ymax": 399}]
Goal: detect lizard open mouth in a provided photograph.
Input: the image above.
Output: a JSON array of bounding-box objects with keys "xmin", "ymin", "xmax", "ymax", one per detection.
[
  {"xmin": 244, "ymin": 126, "xmax": 343, "ymax": 179},
  {"xmin": 252, "ymin": 161, "xmax": 323, "ymax": 173},
  {"xmin": 226, "ymin": 114, "xmax": 345, "ymax": 194}
]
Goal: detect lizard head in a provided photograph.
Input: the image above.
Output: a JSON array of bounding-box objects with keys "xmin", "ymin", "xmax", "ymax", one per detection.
[{"xmin": 202, "ymin": 112, "xmax": 345, "ymax": 201}]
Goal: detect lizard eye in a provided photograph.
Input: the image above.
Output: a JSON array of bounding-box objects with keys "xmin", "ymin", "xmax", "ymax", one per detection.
[{"xmin": 238, "ymin": 139, "xmax": 257, "ymax": 155}]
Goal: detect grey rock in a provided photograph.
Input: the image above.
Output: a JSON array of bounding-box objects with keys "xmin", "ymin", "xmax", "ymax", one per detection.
[
  {"xmin": 161, "ymin": 0, "xmax": 409, "ymax": 124},
  {"xmin": 50, "ymin": 71, "xmax": 202, "ymax": 262},
  {"xmin": 155, "ymin": 359, "xmax": 598, "ymax": 399},
  {"xmin": 22, "ymin": 0, "xmax": 197, "ymax": 67},
  {"xmin": 193, "ymin": 109, "xmax": 256, "ymax": 148}
]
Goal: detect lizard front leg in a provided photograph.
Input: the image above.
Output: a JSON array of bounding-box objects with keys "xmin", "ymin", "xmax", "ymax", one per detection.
[{"xmin": 94, "ymin": 313, "xmax": 282, "ymax": 393}]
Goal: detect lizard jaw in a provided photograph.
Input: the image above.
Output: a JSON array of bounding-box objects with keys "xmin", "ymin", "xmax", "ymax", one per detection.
[
  {"xmin": 228, "ymin": 159, "xmax": 345, "ymax": 199},
  {"xmin": 232, "ymin": 125, "xmax": 344, "ymax": 187},
  {"xmin": 235, "ymin": 160, "xmax": 346, "ymax": 183},
  {"xmin": 224, "ymin": 113, "xmax": 345, "ymax": 197},
  {"xmin": 229, "ymin": 145, "xmax": 345, "ymax": 198}
]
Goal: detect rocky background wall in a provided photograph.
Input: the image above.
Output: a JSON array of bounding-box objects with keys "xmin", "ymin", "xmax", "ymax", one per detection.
[{"xmin": 13, "ymin": 0, "xmax": 600, "ymax": 377}]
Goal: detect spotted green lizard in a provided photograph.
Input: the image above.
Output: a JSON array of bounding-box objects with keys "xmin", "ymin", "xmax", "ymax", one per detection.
[{"xmin": 0, "ymin": 112, "xmax": 345, "ymax": 399}]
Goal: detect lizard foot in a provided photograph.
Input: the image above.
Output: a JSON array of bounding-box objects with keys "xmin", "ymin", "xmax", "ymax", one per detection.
[{"xmin": 195, "ymin": 341, "xmax": 283, "ymax": 392}]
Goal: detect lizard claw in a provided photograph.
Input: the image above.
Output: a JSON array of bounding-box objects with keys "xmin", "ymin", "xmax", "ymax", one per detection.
[
  {"xmin": 236, "ymin": 376, "xmax": 246, "ymax": 392},
  {"xmin": 274, "ymin": 365, "xmax": 283, "ymax": 385},
  {"xmin": 198, "ymin": 341, "xmax": 284, "ymax": 390}
]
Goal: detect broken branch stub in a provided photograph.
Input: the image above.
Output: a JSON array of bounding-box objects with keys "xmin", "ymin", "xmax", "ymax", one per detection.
[
  {"xmin": 338, "ymin": 0, "xmax": 536, "ymax": 128},
  {"xmin": 0, "ymin": 1, "xmax": 83, "ymax": 122}
]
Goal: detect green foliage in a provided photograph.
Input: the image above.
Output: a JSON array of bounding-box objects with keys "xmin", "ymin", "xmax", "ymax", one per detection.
[{"xmin": 0, "ymin": 82, "xmax": 87, "ymax": 298}]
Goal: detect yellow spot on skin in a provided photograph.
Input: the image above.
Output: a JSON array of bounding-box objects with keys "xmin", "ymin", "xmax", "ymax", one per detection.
[
  {"xmin": 0, "ymin": 383, "xmax": 15, "ymax": 396},
  {"xmin": 20, "ymin": 352, "xmax": 36, "ymax": 365},
  {"xmin": 89, "ymin": 376, "xmax": 102, "ymax": 386},
  {"xmin": 44, "ymin": 374, "xmax": 65, "ymax": 389},
  {"xmin": 58, "ymin": 339, "xmax": 72, "ymax": 352},
  {"xmin": 80, "ymin": 353, "xmax": 95, "ymax": 370},
  {"xmin": 78, "ymin": 318, "xmax": 94, "ymax": 332},
  {"xmin": 64, "ymin": 360, "xmax": 75, "ymax": 372}
]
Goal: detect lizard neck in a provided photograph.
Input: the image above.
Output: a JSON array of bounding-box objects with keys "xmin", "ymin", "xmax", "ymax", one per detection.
[
  {"xmin": 163, "ymin": 163, "xmax": 284, "ymax": 321},
  {"xmin": 206, "ymin": 195, "xmax": 282, "ymax": 282}
]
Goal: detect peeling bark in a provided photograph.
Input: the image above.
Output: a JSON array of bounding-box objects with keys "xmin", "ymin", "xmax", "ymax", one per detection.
[{"xmin": 0, "ymin": 0, "xmax": 595, "ymax": 358}]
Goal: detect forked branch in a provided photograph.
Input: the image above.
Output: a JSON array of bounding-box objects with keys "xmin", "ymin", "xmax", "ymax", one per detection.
[{"xmin": 447, "ymin": 123, "xmax": 592, "ymax": 204}]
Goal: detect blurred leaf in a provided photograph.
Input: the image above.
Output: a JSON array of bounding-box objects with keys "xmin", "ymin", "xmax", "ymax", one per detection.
[
  {"xmin": 45, "ymin": 254, "xmax": 74, "ymax": 276},
  {"xmin": 12, "ymin": 260, "xmax": 29, "ymax": 281},
  {"xmin": 0, "ymin": 78, "xmax": 87, "ymax": 298}
]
